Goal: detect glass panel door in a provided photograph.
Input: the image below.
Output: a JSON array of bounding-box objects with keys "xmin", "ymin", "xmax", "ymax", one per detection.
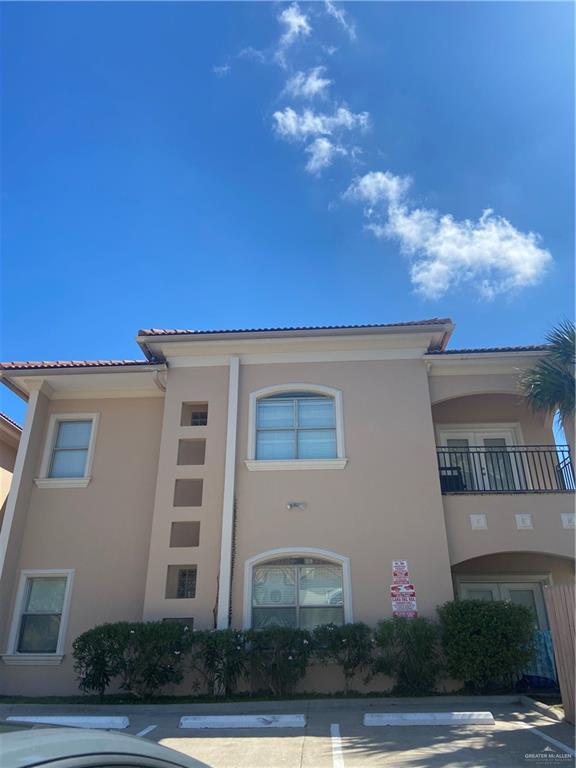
[
  {"xmin": 480, "ymin": 436, "xmax": 517, "ymax": 491},
  {"xmin": 444, "ymin": 437, "xmax": 476, "ymax": 491},
  {"xmin": 459, "ymin": 583, "xmax": 500, "ymax": 601},
  {"xmin": 501, "ymin": 583, "xmax": 548, "ymax": 629}
]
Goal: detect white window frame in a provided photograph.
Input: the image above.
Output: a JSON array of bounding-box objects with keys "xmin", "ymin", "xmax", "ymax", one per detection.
[
  {"xmin": 3, "ymin": 568, "xmax": 75, "ymax": 665},
  {"xmin": 243, "ymin": 547, "xmax": 353, "ymax": 628},
  {"xmin": 245, "ymin": 384, "xmax": 347, "ymax": 471},
  {"xmin": 35, "ymin": 413, "xmax": 99, "ymax": 488}
]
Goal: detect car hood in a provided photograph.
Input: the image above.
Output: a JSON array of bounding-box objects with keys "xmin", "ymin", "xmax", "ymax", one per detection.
[{"xmin": 0, "ymin": 728, "xmax": 206, "ymax": 768}]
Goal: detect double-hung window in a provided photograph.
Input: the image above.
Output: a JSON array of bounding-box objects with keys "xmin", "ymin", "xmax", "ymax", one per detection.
[
  {"xmin": 256, "ymin": 393, "xmax": 336, "ymax": 461},
  {"xmin": 6, "ymin": 571, "xmax": 74, "ymax": 659},
  {"xmin": 37, "ymin": 414, "xmax": 98, "ymax": 487},
  {"xmin": 252, "ymin": 558, "xmax": 344, "ymax": 629}
]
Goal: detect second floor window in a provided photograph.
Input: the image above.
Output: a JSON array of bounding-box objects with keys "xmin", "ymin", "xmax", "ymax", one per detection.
[
  {"xmin": 256, "ymin": 393, "xmax": 336, "ymax": 460},
  {"xmin": 49, "ymin": 419, "xmax": 93, "ymax": 478}
]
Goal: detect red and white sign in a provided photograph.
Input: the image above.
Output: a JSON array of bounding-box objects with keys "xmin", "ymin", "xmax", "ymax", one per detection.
[{"xmin": 390, "ymin": 560, "xmax": 418, "ymax": 617}]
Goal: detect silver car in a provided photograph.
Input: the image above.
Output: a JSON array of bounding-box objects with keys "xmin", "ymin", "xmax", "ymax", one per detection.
[{"xmin": 0, "ymin": 722, "xmax": 208, "ymax": 768}]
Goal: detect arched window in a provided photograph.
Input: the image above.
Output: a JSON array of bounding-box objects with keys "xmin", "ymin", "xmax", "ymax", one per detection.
[
  {"xmin": 244, "ymin": 548, "xmax": 352, "ymax": 629},
  {"xmin": 246, "ymin": 384, "xmax": 346, "ymax": 469}
]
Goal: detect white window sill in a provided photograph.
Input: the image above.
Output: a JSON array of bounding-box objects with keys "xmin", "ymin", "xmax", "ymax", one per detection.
[
  {"xmin": 34, "ymin": 477, "xmax": 91, "ymax": 489},
  {"xmin": 2, "ymin": 654, "xmax": 64, "ymax": 666},
  {"xmin": 245, "ymin": 459, "xmax": 348, "ymax": 471}
]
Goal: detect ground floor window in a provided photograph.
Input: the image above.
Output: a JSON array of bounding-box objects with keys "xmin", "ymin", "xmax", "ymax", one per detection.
[
  {"xmin": 252, "ymin": 557, "xmax": 344, "ymax": 630},
  {"xmin": 10, "ymin": 571, "xmax": 74, "ymax": 655}
]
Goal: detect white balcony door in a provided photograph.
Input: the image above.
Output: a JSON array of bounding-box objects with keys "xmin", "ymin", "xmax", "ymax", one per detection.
[
  {"xmin": 439, "ymin": 428, "xmax": 519, "ymax": 491},
  {"xmin": 459, "ymin": 580, "xmax": 548, "ymax": 629}
]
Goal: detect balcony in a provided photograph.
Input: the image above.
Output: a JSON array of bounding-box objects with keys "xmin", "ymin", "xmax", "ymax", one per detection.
[{"xmin": 437, "ymin": 445, "xmax": 575, "ymax": 494}]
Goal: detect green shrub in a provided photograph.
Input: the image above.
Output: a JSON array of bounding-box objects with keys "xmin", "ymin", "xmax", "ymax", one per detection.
[
  {"xmin": 313, "ymin": 622, "xmax": 373, "ymax": 692},
  {"xmin": 372, "ymin": 617, "xmax": 443, "ymax": 695},
  {"xmin": 73, "ymin": 621, "xmax": 187, "ymax": 698},
  {"xmin": 438, "ymin": 600, "xmax": 535, "ymax": 693},
  {"xmin": 187, "ymin": 629, "xmax": 247, "ymax": 696},
  {"xmin": 247, "ymin": 627, "xmax": 312, "ymax": 697},
  {"xmin": 73, "ymin": 623, "xmax": 124, "ymax": 697}
]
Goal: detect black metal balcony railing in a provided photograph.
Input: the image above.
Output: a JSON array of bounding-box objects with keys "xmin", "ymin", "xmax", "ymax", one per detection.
[{"xmin": 437, "ymin": 445, "xmax": 575, "ymax": 493}]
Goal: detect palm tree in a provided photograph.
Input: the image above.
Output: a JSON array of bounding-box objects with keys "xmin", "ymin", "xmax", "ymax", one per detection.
[{"xmin": 521, "ymin": 320, "xmax": 575, "ymax": 456}]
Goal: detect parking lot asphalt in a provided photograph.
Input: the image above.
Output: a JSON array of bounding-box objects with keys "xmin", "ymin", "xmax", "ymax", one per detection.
[{"xmin": 1, "ymin": 696, "xmax": 574, "ymax": 768}]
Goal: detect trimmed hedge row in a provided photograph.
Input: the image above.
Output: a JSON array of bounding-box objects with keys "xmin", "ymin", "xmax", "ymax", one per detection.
[{"xmin": 72, "ymin": 600, "xmax": 535, "ymax": 698}]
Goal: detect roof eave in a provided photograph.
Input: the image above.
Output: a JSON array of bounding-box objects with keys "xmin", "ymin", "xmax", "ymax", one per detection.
[{"xmin": 137, "ymin": 321, "xmax": 455, "ymax": 359}]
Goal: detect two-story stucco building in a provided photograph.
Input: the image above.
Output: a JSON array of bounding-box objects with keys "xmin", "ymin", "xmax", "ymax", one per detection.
[{"xmin": 0, "ymin": 318, "xmax": 574, "ymax": 695}]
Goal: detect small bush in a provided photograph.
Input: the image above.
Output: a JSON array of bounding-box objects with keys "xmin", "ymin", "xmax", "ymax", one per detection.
[
  {"xmin": 372, "ymin": 617, "xmax": 443, "ymax": 695},
  {"xmin": 187, "ymin": 629, "xmax": 247, "ymax": 696},
  {"xmin": 438, "ymin": 600, "xmax": 535, "ymax": 693},
  {"xmin": 313, "ymin": 622, "xmax": 373, "ymax": 692},
  {"xmin": 247, "ymin": 627, "xmax": 312, "ymax": 697},
  {"xmin": 73, "ymin": 623, "xmax": 124, "ymax": 697},
  {"xmin": 73, "ymin": 621, "xmax": 187, "ymax": 698}
]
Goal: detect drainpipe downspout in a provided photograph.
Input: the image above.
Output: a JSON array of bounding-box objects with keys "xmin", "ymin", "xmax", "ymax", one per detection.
[{"xmin": 216, "ymin": 356, "xmax": 240, "ymax": 629}]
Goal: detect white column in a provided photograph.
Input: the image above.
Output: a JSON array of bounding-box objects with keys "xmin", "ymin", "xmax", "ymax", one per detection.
[
  {"xmin": 0, "ymin": 385, "xmax": 42, "ymax": 581},
  {"xmin": 216, "ymin": 357, "xmax": 240, "ymax": 629}
]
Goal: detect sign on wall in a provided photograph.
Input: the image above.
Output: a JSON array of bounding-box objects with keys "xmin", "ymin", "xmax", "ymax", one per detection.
[{"xmin": 390, "ymin": 559, "xmax": 418, "ymax": 618}]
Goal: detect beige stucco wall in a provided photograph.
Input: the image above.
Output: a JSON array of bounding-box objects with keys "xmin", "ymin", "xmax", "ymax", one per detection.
[
  {"xmin": 432, "ymin": 393, "xmax": 553, "ymax": 445},
  {"xmin": 0, "ymin": 396, "xmax": 163, "ymax": 695},
  {"xmin": 444, "ymin": 494, "xmax": 575, "ymax": 566},
  {"xmin": 452, "ymin": 552, "xmax": 575, "ymax": 585},
  {"xmin": 142, "ymin": 366, "xmax": 229, "ymax": 628},
  {"xmin": 231, "ymin": 358, "xmax": 456, "ymax": 629}
]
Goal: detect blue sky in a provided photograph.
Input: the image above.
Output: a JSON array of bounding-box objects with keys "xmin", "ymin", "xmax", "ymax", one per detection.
[{"xmin": 1, "ymin": 1, "xmax": 574, "ymax": 421}]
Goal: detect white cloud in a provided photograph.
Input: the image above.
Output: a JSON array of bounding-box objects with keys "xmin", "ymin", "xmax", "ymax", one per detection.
[
  {"xmin": 273, "ymin": 106, "xmax": 370, "ymax": 140},
  {"xmin": 284, "ymin": 67, "xmax": 332, "ymax": 99},
  {"xmin": 276, "ymin": 3, "xmax": 311, "ymax": 66},
  {"xmin": 345, "ymin": 170, "xmax": 412, "ymax": 207},
  {"xmin": 213, "ymin": 64, "xmax": 231, "ymax": 77},
  {"xmin": 305, "ymin": 138, "xmax": 347, "ymax": 174},
  {"xmin": 324, "ymin": 0, "xmax": 357, "ymax": 41},
  {"xmin": 346, "ymin": 171, "xmax": 552, "ymax": 300}
]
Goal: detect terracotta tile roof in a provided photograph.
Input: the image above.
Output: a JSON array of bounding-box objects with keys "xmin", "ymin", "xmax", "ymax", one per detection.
[
  {"xmin": 0, "ymin": 411, "xmax": 22, "ymax": 431},
  {"xmin": 428, "ymin": 345, "xmax": 549, "ymax": 355},
  {"xmin": 0, "ymin": 360, "xmax": 155, "ymax": 371},
  {"xmin": 138, "ymin": 318, "xmax": 453, "ymax": 337}
]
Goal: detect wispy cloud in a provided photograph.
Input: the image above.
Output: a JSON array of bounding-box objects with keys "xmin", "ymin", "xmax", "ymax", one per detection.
[
  {"xmin": 273, "ymin": 106, "xmax": 369, "ymax": 140},
  {"xmin": 346, "ymin": 172, "xmax": 552, "ymax": 299},
  {"xmin": 220, "ymin": 3, "xmax": 553, "ymax": 300},
  {"xmin": 324, "ymin": 0, "xmax": 357, "ymax": 41},
  {"xmin": 284, "ymin": 67, "xmax": 332, "ymax": 99},
  {"xmin": 212, "ymin": 64, "xmax": 231, "ymax": 77},
  {"xmin": 276, "ymin": 3, "xmax": 311, "ymax": 66},
  {"xmin": 305, "ymin": 138, "xmax": 347, "ymax": 175}
]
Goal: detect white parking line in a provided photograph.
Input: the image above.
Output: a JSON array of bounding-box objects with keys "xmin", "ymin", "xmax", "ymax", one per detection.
[
  {"xmin": 330, "ymin": 723, "xmax": 345, "ymax": 768},
  {"xmin": 136, "ymin": 725, "xmax": 158, "ymax": 738},
  {"xmin": 516, "ymin": 722, "xmax": 576, "ymax": 757}
]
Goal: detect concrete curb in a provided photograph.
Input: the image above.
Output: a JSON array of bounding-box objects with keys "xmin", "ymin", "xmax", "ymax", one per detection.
[
  {"xmin": 0, "ymin": 694, "xmax": 523, "ymax": 716},
  {"xmin": 519, "ymin": 695, "xmax": 564, "ymax": 722}
]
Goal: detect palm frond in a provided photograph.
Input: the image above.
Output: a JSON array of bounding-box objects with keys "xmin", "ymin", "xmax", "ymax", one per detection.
[{"xmin": 521, "ymin": 321, "xmax": 575, "ymax": 421}]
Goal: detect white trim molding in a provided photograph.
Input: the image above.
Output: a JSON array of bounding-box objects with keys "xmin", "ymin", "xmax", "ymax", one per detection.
[
  {"xmin": 246, "ymin": 383, "xmax": 346, "ymax": 468},
  {"xmin": 6, "ymin": 569, "xmax": 75, "ymax": 657},
  {"xmin": 0, "ymin": 388, "xmax": 42, "ymax": 583},
  {"xmin": 242, "ymin": 546, "xmax": 353, "ymax": 629},
  {"xmin": 36, "ymin": 413, "xmax": 99, "ymax": 488},
  {"xmin": 245, "ymin": 459, "xmax": 348, "ymax": 471},
  {"xmin": 2, "ymin": 654, "xmax": 64, "ymax": 666},
  {"xmin": 216, "ymin": 357, "xmax": 240, "ymax": 629}
]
